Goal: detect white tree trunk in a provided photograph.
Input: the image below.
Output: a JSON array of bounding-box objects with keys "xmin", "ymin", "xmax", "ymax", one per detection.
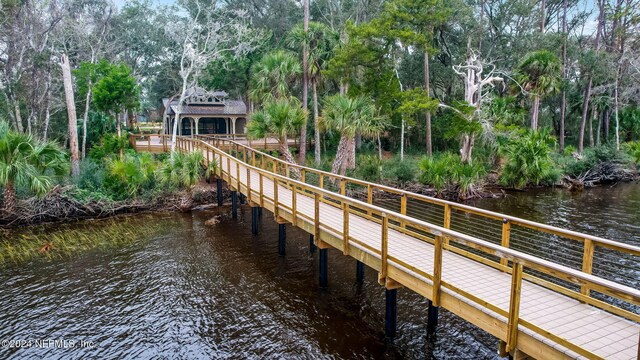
[
  {"xmin": 82, "ymin": 85, "xmax": 92, "ymax": 160},
  {"xmin": 61, "ymin": 53, "xmax": 79, "ymax": 177},
  {"xmin": 313, "ymin": 78, "xmax": 321, "ymax": 166}
]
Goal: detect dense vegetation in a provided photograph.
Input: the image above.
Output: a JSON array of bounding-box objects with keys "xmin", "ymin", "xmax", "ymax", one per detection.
[{"xmin": 0, "ymin": 0, "xmax": 639, "ymax": 210}]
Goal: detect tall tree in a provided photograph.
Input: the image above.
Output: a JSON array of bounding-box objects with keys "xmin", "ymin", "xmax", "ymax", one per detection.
[
  {"xmin": 299, "ymin": 0, "xmax": 310, "ymax": 164},
  {"xmin": 249, "ymin": 50, "xmax": 301, "ymax": 104},
  {"xmin": 322, "ymin": 95, "xmax": 383, "ymax": 176},
  {"xmin": 92, "ymin": 62, "xmax": 140, "ymax": 139},
  {"xmin": 60, "ymin": 54, "xmax": 79, "ymax": 177},
  {"xmin": 288, "ymin": 22, "xmax": 339, "ymax": 165},
  {"xmin": 246, "ymin": 98, "xmax": 306, "ymax": 167},
  {"xmin": 516, "ymin": 50, "xmax": 561, "ymax": 131}
]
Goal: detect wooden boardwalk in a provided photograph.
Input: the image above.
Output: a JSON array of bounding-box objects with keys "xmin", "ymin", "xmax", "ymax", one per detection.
[{"xmin": 132, "ymin": 135, "xmax": 640, "ymax": 360}]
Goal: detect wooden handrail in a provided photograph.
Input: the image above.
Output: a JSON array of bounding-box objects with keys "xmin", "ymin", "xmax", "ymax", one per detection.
[
  {"xmin": 130, "ymin": 134, "xmax": 640, "ymax": 310},
  {"xmin": 193, "ymin": 135, "xmax": 638, "ymax": 255},
  {"xmin": 133, "ymin": 134, "xmax": 640, "ymax": 359}
]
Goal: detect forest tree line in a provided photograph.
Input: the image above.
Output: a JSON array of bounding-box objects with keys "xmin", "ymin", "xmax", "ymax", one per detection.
[{"xmin": 0, "ymin": 0, "xmax": 639, "ymax": 202}]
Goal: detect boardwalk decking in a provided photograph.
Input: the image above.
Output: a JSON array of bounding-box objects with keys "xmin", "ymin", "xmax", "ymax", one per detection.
[{"xmin": 133, "ymin": 134, "xmax": 640, "ymax": 360}]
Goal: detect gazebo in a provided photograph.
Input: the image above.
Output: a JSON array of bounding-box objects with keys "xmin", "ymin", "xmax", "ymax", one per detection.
[{"xmin": 162, "ymin": 87, "xmax": 247, "ymax": 136}]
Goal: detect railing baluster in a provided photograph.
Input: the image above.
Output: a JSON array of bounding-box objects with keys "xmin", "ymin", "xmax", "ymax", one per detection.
[
  {"xmin": 314, "ymin": 193, "xmax": 320, "ymax": 243},
  {"xmin": 501, "ymin": 219, "xmax": 511, "ymax": 268},
  {"xmin": 581, "ymin": 239, "xmax": 595, "ymax": 296},
  {"xmin": 236, "ymin": 158, "xmax": 241, "ymax": 191},
  {"xmin": 246, "ymin": 168, "xmax": 252, "ymax": 204},
  {"xmin": 259, "ymin": 173, "xmax": 264, "ymax": 207},
  {"xmin": 433, "ymin": 235, "xmax": 443, "ymax": 306},
  {"xmin": 292, "ymin": 184, "xmax": 297, "ymax": 226},
  {"xmin": 340, "ymin": 179, "xmax": 346, "ymax": 196},
  {"xmin": 342, "ymin": 202, "xmax": 349, "ymax": 255},
  {"xmin": 367, "ymin": 184, "xmax": 373, "ymax": 216},
  {"xmin": 227, "ymin": 157, "xmax": 231, "ymax": 185},
  {"xmin": 273, "ymin": 177, "xmax": 279, "ymax": 219},
  {"xmin": 506, "ymin": 262, "xmax": 524, "ymax": 353},
  {"xmin": 380, "ymin": 214, "xmax": 389, "ymax": 281},
  {"xmin": 400, "ymin": 194, "xmax": 407, "ymax": 228},
  {"xmin": 319, "ymin": 174, "xmax": 324, "ymax": 189}
]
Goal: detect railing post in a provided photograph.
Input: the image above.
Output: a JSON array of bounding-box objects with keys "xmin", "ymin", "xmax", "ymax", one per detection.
[
  {"xmin": 314, "ymin": 193, "xmax": 320, "ymax": 242},
  {"xmin": 380, "ymin": 214, "xmax": 389, "ymax": 281},
  {"xmin": 432, "ymin": 235, "xmax": 443, "ymax": 306},
  {"xmin": 292, "ymin": 185, "xmax": 297, "ymax": 226},
  {"xmin": 147, "ymin": 136, "xmax": 151, "ymax": 151},
  {"xmin": 319, "ymin": 174, "xmax": 324, "ymax": 189},
  {"xmin": 252, "ymin": 151, "xmax": 256, "ymax": 167},
  {"xmin": 301, "ymin": 169, "xmax": 306, "ymax": 183},
  {"xmin": 273, "ymin": 177, "xmax": 279, "ymax": 219},
  {"xmin": 259, "ymin": 173, "xmax": 264, "ymax": 208},
  {"xmin": 367, "ymin": 185, "xmax": 373, "ymax": 216},
  {"xmin": 443, "ymin": 203, "xmax": 452, "ymax": 245},
  {"xmin": 340, "ymin": 179, "xmax": 346, "ymax": 195},
  {"xmin": 400, "ymin": 194, "xmax": 407, "ymax": 228},
  {"xmin": 285, "ymin": 164, "xmax": 290, "ymax": 178},
  {"xmin": 227, "ymin": 157, "xmax": 231, "ymax": 184},
  {"xmin": 246, "ymin": 168, "xmax": 252, "ymax": 204},
  {"xmin": 342, "ymin": 202, "xmax": 350, "ymax": 255},
  {"xmin": 506, "ymin": 262, "xmax": 524, "ymax": 353},
  {"xmin": 236, "ymin": 159, "xmax": 241, "ymax": 192},
  {"xmin": 501, "ymin": 219, "xmax": 511, "ymax": 268},
  {"xmin": 272, "ymin": 160, "xmax": 277, "ymax": 174},
  {"xmin": 581, "ymin": 239, "xmax": 595, "ymax": 296}
]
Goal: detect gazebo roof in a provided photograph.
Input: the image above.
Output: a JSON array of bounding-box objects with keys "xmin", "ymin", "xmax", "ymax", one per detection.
[
  {"xmin": 167, "ymin": 100, "xmax": 247, "ymax": 116},
  {"xmin": 163, "ymin": 87, "xmax": 247, "ymax": 117}
]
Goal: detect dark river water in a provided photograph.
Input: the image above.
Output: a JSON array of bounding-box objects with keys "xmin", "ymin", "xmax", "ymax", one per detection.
[{"xmin": 1, "ymin": 182, "xmax": 639, "ymax": 359}]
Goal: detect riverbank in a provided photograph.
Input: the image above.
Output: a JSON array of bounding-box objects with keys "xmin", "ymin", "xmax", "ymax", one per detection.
[{"xmin": 0, "ymin": 181, "xmax": 227, "ymax": 229}]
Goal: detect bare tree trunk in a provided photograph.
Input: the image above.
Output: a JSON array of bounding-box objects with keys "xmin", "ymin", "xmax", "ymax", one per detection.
[
  {"xmin": 61, "ymin": 53, "xmax": 80, "ymax": 177},
  {"xmin": 424, "ymin": 50, "xmax": 432, "ymax": 156},
  {"xmin": 589, "ymin": 109, "xmax": 595, "ymax": 147},
  {"xmin": 539, "ymin": 0, "xmax": 546, "ymax": 32},
  {"xmin": 313, "ymin": 78, "xmax": 321, "ymax": 166},
  {"xmin": 531, "ymin": 95, "xmax": 540, "ymax": 130},
  {"xmin": 347, "ymin": 136, "xmax": 356, "ymax": 169},
  {"xmin": 460, "ymin": 134, "xmax": 475, "ymax": 164},
  {"xmin": 12, "ymin": 97, "xmax": 24, "ymax": 133},
  {"xmin": 578, "ymin": 77, "xmax": 592, "ymax": 154},
  {"xmin": 614, "ymin": 68, "xmax": 620, "ymax": 150},
  {"xmin": 596, "ymin": 112, "xmax": 602, "ymax": 146},
  {"xmin": 298, "ymin": 0, "xmax": 310, "ymax": 164},
  {"xmin": 559, "ymin": 0, "xmax": 567, "ymax": 151},
  {"xmin": 82, "ymin": 85, "xmax": 92, "ymax": 160}
]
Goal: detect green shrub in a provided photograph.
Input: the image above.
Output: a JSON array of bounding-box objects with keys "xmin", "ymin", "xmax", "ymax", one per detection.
[
  {"xmin": 355, "ymin": 155, "xmax": 382, "ymax": 182},
  {"xmin": 565, "ymin": 145, "xmax": 622, "ymax": 176},
  {"xmin": 563, "ymin": 145, "xmax": 576, "ymax": 156},
  {"xmin": 88, "ymin": 133, "xmax": 130, "ymax": 160},
  {"xmin": 419, "ymin": 153, "xmax": 485, "ymax": 196},
  {"xmin": 75, "ymin": 159, "xmax": 106, "ymax": 193},
  {"xmin": 393, "ymin": 161, "xmax": 417, "ymax": 185},
  {"xmin": 159, "ymin": 151, "xmax": 205, "ymax": 189},
  {"xmin": 499, "ymin": 130, "xmax": 560, "ymax": 188},
  {"xmin": 624, "ymin": 142, "xmax": 640, "ymax": 164},
  {"xmin": 104, "ymin": 153, "xmax": 158, "ymax": 199}
]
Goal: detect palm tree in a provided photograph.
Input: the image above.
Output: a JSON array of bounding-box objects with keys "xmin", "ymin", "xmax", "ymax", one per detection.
[
  {"xmin": 0, "ymin": 121, "xmax": 68, "ymax": 213},
  {"xmin": 322, "ymin": 95, "xmax": 383, "ymax": 176},
  {"xmin": 249, "ymin": 50, "xmax": 302, "ymax": 104},
  {"xmin": 247, "ymin": 98, "xmax": 307, "ymax": 168},
  {"xmin": 288, "ymin": 22, "xmax": 339, "ymax": 166},
  {"xmin": 516, "ymin": 50, "xmax": 561, "ymax": 131}
]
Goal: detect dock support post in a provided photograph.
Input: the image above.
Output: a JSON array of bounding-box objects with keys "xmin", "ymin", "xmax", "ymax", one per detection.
[
  {"xmin": 216, "ymin": 178, "xmax": 223, "ymax": 207},
  {"xmin": 240, "ymin": 193, "xmax": 246, "ymax": 205},
  {"xmin": 356, "ymin": 261, "xmax": 365, "ymax": 283},
  {"xmin": 251, "ymin": 207, "xmax": 260, "ymax": 235},
  {"xmin": 231, "ymin": 191, "xmax": 238, "ymax": 219},
  {"xmin": 427, "ymin": 300, "xmax": 439, "ymax": 335},
  {"xmin": 278, "ymin": 223, "xmax": 286, "ymax": 256},
  {"xmin": 385, "ymin": 288, "xmax": 397, "ymax": 338},
  {"xmin": 309, "ymin": 234, "xmax": 316, "ymax": 254},
  {"xmin": 319, "ymin": 248, "xmax": 328, "ymax": 287}
]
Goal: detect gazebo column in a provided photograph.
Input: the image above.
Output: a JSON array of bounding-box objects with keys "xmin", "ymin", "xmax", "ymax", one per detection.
[
  {"xmin": 231, "ymin": 117, "xmax": 237, "ymax": 135},
  {"xmin": 195, "ymin": 117, "xmax": 200, "ymax": 136},
  {"xmin": 178, "ymin": 116, "xmax": 182, "ymax": 136},
  {"xmin": 225, "ymin": 118, "xmax": 230, "ymax": 134}
]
